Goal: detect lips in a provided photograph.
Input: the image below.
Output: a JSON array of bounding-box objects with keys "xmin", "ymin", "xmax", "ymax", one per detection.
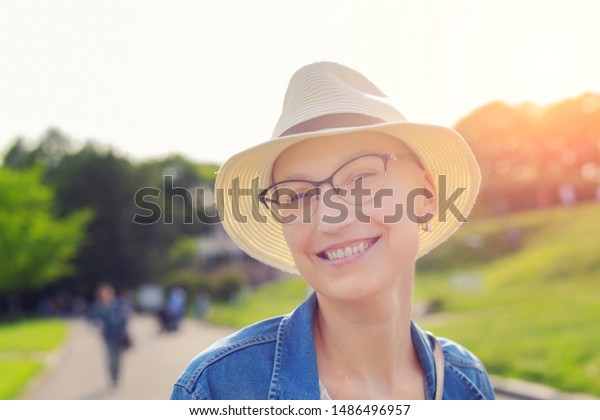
[{"xmin": 317, "ymin": 237, "xmax": 380, "ymax": 262}]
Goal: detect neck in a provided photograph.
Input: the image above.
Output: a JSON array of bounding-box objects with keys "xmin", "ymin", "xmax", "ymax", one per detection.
[{"xmin": 313, "ymin": 268, "xmax": 423, "ymax": 398}]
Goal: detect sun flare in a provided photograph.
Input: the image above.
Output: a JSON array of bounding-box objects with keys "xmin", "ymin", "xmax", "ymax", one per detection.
[{"xmin": 514, "ymin": 32, "xmax": 584, "ymax": 104}]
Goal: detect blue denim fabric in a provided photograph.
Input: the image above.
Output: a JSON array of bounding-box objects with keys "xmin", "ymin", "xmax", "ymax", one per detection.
[{"xmin": 171, "ymin": 293, "xmax": 495, "ymax": 400}]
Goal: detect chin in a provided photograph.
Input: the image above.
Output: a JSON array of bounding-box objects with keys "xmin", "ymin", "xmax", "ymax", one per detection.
[{"xmin": 308, "ymin": 271, "xmax": 387, "ymax": 304}]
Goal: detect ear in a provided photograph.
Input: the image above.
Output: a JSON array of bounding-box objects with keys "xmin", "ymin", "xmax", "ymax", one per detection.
[{"xmin": 416, "ymin": 173, "xmax": 437, "ymax": 223}]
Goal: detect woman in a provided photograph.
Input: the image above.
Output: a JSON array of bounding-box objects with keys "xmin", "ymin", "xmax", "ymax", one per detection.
[{"xmin": 171, "ymin": 62, "xmax": 495, "ymax": 400}]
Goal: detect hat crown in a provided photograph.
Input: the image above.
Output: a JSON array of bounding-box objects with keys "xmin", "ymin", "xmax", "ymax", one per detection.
[{"xmin": 271, "ymin": 62, "xmax": 407, "ymax": 139}]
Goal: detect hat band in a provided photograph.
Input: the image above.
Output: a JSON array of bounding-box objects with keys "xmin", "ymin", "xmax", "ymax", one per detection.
[{"xmin": 280, "ymin": 113, "xmax": 386, "ymax": 137}]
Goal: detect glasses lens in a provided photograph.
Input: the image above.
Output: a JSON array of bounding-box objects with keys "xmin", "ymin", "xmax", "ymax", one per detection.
[
  {"xmin": 333, "ymin": 155, "xmax": 386, "ymax": 204},
  {"xmin": 264, "ymin": 182, "xmax": 319, "ymax": 224}
]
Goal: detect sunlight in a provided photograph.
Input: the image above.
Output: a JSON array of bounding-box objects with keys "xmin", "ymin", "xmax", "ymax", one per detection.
[
  {"xmin": 514, "ymin": 32, "xmax": 583, "ymax": 104},
  {"xmin": 531, "ymin": 46, "xmax": 566, "ymax": 82}
]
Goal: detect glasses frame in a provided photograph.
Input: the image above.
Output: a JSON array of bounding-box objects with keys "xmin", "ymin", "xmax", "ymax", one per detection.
[{"xmin": 258, "ymin": 152, "xmax": 422, "ymax": 217}]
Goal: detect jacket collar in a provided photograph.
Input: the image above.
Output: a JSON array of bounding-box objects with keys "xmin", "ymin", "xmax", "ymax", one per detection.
[
  {"xmin": 410, "ymin": 321, "xmax": 437, "ymax": 400},
  {"xmin": 268, "ymin": 292, "xmax": 437, "ymax": 400},
  {"xmin": 268, "ymin": 292, "xmax": 321, "ymax": 399}
]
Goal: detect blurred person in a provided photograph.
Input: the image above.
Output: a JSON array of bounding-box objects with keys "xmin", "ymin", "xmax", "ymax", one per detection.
[
  {"xmin": 194, "ymin": 291, "xmax": 210, "ymax": 320},
  {"xmin": 89, "ymin": 283, "xmax": 131, "ymax": 387},
  {"xmin": 165, "ymin": 286, "xmax": 187, "ymax": 331},
  {"xmin": 156, "ymin": 305, "xmax": 170, "ymax": 333},
  {"xmin": 171, "ymin": 62, "xmax": 494, "ymax": 399}
]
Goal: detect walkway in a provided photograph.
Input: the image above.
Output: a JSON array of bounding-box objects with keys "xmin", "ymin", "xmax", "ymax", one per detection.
[{"xmin": 25, "ymin": 315, "xmax": 234, "ymax": 399}]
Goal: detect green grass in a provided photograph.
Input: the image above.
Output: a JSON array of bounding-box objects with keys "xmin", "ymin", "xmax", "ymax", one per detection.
[
  {"xmin": 207, "ymin": 202, "xmax": 600, "ymax": 396},
  {"xmin": 0, "ymin": 361, "xmax": 42, "ymax": 400},
  {"xmin": 0, "ymin": 319, "xmax": 67, "ymax": 399},
  {"xmin": 206, "ymin": 278, "xmax": 309, "ymax": 327}
]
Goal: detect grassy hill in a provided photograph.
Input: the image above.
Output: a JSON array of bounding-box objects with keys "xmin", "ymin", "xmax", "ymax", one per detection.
[
  {"xmin": 415, "ymin": 202, "xmax": 600, "ymax": 396},
  {"xmin": 206, "ymin": 202, "xmax": 600, "ymax": 396}
]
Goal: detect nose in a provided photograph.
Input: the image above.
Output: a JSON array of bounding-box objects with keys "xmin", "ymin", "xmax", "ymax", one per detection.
[{"xmin": 314, "ymin": 184, "xmax": 356, "ymax": 233}]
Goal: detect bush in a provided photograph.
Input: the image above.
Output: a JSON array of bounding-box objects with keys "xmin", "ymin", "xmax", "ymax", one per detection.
[
  {"xmin": 211, "ymin": 268, "xmax": 247, "ymax": 302},
  {"xmin": 162, "ymin": 269, "xmax": 211, "ymax": 295},
  {"xmin": 162, "ymin": 267, "xmax": 247, "ymax": 302}
]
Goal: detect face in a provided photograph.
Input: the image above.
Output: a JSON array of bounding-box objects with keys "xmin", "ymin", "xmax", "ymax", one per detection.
[
  {"xmin": 272, "ymin": 131, "xmax": 437, "ymax": 304},
  {"xmin": 98, "ymin": 286, "xmax": 115, "ymax": 304}
]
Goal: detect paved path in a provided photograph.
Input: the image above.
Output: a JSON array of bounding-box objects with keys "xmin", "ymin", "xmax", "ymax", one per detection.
[{"xmin": 25, "ymin": 315, "xmax": 234, "ymax": 400}]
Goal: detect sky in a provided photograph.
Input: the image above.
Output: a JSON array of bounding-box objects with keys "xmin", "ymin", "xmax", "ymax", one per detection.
[{"xmin": 1, "ymin": 0, "xmax": 599, "ymax": 164}]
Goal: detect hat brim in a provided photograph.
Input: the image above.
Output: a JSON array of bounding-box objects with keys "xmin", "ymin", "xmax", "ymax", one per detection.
[{"xmin": 215, "ymin": 121, "xmax": 481, "ymax": 274}]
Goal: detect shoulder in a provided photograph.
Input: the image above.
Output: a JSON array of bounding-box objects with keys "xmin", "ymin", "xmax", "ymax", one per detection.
[
  {"xmin": 436, "ymin": 335, "xmax": 495, "ymax": 400},
  {"xmin": 171, "ymin": 315, "xmax": 284, "ymax": 400}
]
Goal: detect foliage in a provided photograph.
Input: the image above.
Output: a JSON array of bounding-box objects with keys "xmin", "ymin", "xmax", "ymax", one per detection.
[
  {"xmin": 3, "ymin": 129, "xmax": 71, "ymax": 170},
  {"xmin": 2, "ymin": 138, "xmax": 34, "ymax": 169},
  {"xmin": 168, "ymin": 236, "xmax": 200, "ymax": 268},
  {"xmin": 2, "ymin": 129, "xmax": 220, "ymax": 302},
  {"xmin": 210, "ymin": 267, "xmax": 249, "ymax": 302},
  {"xmin": 456, "ymin": 93, "xmax": 600, "ymax": 217},
  {"xmin": 0, "ymin": 319, "xmax": 67, "ymax": 399},
  {"xmin": 0, "ymin": 167, "xmax": 91, "ymax": 296},
  {"xmin": 162, "ymin": 269, "xmax": 212, "ymax": 295},
  {"xmin": 195, "ymin": 163, "xmax": 220, "ymax": 184},
  {"xmin": 162, "ymin": 265, "xmax": 249, "ymax": 303},
  {"xmin": 44, "ymin": 143, "xmax": 164, "ymax": 294}
]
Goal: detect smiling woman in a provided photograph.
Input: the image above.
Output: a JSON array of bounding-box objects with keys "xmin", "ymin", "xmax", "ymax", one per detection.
[{"xmin": 171, "ymin": 62, "xmax": 494, "ymax": 400}]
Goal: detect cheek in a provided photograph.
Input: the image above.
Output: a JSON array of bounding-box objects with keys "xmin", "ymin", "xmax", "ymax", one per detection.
[
  {"xmin": 364, "ymin": 184, "xmax": 412, "ymax": 224},
  {"xmin": 363, "ymin": 186, "xmax": 422, "ymax": 257},
  {"xmin": 282, "ymin": 224, "xmax": 310, "ymax": 260}
]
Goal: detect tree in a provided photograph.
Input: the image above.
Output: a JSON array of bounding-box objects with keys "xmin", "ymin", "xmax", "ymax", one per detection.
[
  {"xmin": 3, "ymin": 128, "xmax": 71, "ymax": 170},
  {"xmin": 3, "ymin": 137, "xmax": 35, "ymax": 169},
  {"xmin": 45, "ymin": 143, "xmax": 159, "ymax": 295},
  {"xmin": 0, "ymin": 167, "xmax": 90, "ymax": 315},
  {"xmin": 3, "ymin": 130, "xmax": 224, "ymax": 300},
  {"xmin": 455, "ymin": 93, "xmax": 600, "ymax": 216}
]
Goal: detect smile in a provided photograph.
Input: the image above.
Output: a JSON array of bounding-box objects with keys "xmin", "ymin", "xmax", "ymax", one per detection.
[{"xmin": 318, "ymin": 237, "xmax": 380, "ymax": 262}]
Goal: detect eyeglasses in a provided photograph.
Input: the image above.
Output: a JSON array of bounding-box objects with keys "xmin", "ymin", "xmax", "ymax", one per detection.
[{"xmin": 258, "ymin": 152, "xmax": 421, "ymax": 224}]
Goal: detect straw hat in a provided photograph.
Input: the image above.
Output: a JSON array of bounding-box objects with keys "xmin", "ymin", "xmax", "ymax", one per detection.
[{"xmin": 215, "ymin": 62, "xmax": 480, "ymax": 274}]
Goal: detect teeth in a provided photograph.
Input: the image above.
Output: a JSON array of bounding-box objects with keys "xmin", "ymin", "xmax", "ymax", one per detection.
[{"xmin": 324, "ymin": 240, "xmax": 374, "ymax": 261}]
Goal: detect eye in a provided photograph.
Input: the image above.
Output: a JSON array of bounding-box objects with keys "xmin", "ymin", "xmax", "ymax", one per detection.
[
  {"xmin": 343, "ymin": 171, "xmax": 376, "ymax": 188},
  {"xmin": 274, "ymin": 188, "xmax": 314, "ymax": 205},
  {"xmin": 287, "ymin": 191, "xmax": 303, "ymax": 204},
  {"xmin": 353, "ymin": 172, "xmax": 375, "ymax": 182},
  {"xmin": 292, "ymin": 190, "xmax": 315, "ymax": 204}
]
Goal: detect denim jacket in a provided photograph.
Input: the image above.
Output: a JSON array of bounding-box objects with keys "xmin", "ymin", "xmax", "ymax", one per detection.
[{"xmin": 171, "ymin": 293, "xmax": 495, "ymax": 400}]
